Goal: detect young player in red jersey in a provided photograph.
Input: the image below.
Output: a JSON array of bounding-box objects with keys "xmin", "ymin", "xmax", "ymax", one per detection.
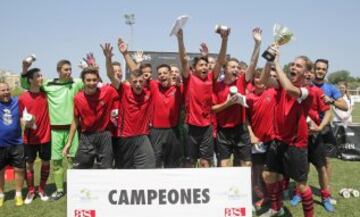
[
  {"xmin": 63, "ymin": 66, "xmax": 117, "ymax": 169},
  {"xmin": 246, "ymin": 67, "xmax": 277, "ymax": 210},
  {"xmin": 212, "ymin": 27, "xmax": 262, "ymax": 167},
  {"xmin": 175, "ymin": 28, "xmax": 229, "ymax": 168},
  {"xmin": 290, "ymin": 66, "xmax": 335, "ymax": 212},
  {"xmin": 19, "ymin": 66, "xmax": 51, "ymax": 204},
  {"xmin": 102, "ymin": 41, "xmax": 156, "ymax": 169},
  {"xmin": 260, "ymin": 53, "xmax": 315, "ymax": 217},
  {"xmin": 148, "ymin": 64, "xmax": 183, "ymax": 168}
]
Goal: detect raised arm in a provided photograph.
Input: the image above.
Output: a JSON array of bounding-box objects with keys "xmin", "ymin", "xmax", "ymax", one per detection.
[
  {"xmin": 176, "ymin": 29, "xmax": 191, "ymax": 79},
  {"xmin": 273, "ymin": 51, "xmax": 301, "ymax": 98},
  {"xmin": 244, "ymin": 27, "xmax": 262, "ymax": 82},
  {"xmin": 100, "ymin": 43, "xmax": 121, "ymax": 89},
  {"xmin": 212, "ymin": 29, "xmax": 229, "ymax": 81},
  {"xmin": 200, "ymin": 42, "xmax": 209, "ymax": 58},
  {"xmin": 20, "ymin": 60, "xmax": 32, "ymax": 89},
  {"xmin": 118, "ymin": 38, "xmax": 138, "ymax": 73},
  {"xmin": 259, "ymin": 62, "xmax": 279, "ymax": 89}
]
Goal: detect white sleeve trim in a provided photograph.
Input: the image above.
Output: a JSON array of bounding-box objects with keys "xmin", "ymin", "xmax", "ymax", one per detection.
[{"xmin": 297, "ymin": 87, "xmax": 309, "ymax": 103}]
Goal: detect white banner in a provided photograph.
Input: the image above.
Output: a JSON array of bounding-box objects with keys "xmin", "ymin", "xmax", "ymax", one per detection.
[{"xmin": 68, "ymin": 168, "xmax": 252, "ymax": 217}]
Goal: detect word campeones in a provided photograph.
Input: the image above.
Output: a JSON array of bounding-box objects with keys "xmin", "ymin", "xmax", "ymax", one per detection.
[{"xmin": 109, "ymin": 188, "xmax": 210, "ymax": 205}]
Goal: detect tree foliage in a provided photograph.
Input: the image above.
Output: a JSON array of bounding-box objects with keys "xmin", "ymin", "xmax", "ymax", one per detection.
[{"xmin": 327, "ymin": 70, "xmax": 355, "ymax": 84}]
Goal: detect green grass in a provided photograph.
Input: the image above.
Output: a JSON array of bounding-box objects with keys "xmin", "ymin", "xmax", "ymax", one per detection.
[
  {"xmin": 2, "ymin": 159, "xmax": 360, "ymax": 217},
  {"xmin": 352, "ymin": 102, "xmax": 360, "ymax": 123}
]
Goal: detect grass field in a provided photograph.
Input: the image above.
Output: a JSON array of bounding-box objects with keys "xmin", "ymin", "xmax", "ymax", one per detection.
[
  {"xmin": 2, "ymin": 158, "xmax": 360, "ymax": 217},
  {"xmin": 352, "ymin": 102, "xmax": 360, "ymax": 123}
]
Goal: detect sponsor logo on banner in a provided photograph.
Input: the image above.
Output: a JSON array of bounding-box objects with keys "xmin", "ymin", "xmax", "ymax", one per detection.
[
  {"xmin": 74, "ymin": 188, "xmax": 99, "ymax": 202},
  {"xmin": 74, "ymin": 209, "xmax": 96, "ymax": 217},
  {"xmin": 224, "ymin": 207, "xmax": 246, "ymax": 217},
  {"xmin": 227, "ymin": 187, "xmax": 248, "ymax": 200}
]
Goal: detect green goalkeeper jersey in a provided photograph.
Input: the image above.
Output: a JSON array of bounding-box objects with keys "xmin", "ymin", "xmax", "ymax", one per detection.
[{"xmin": 21, "ymin": 76, "xmax": 83, "ymax": 125}]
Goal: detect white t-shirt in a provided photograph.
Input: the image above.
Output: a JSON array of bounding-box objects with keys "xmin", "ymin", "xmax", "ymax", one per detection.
[{"xmin": 333, "ymin": 94, "xmax": 353, "ymax": 124}]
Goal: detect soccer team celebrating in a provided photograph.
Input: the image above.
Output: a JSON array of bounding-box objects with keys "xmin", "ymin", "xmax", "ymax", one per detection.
[{"xmin": 0, "ymin": 26, "xmax": 349, "ymax": 217}]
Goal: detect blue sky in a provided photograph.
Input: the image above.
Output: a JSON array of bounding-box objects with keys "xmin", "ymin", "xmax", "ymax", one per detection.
[{"xmin": 1, "ymin": 0, "xmax": 359, "ymax": 79}]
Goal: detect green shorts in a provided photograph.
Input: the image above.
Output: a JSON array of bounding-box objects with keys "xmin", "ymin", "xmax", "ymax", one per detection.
[{"xmin": 51, "ymin": 129, "xmax": 79, "ymax": 160}]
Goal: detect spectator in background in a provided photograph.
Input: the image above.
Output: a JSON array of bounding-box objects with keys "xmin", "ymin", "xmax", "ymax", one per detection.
[
  {"xmin": 333, "ymin": 81, "xmax": 353, "ymax": 125},
  {"xmin": 0, "ymin": 82, "xmax": 25, "ymax": 207}
]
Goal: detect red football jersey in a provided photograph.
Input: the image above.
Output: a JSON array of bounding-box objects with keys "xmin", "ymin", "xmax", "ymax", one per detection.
[
  {"xmin": 152, "ymin": 82, "xmax": 183, "ymax": 128},
  {"xmin": 74, "ymin": 86, "xmax": 117, "ymax": 133},
  {"xmin": 273, "ymin": 86, "xmax": 314, "ymax": 148},
  {"xmin": 183, "ymin": 72, "xmax": 214, "ymax": 127},
  {"xmin": 18, "ymin": 91, "xmax": 51, "ymax": 144},
  {"xmin": 307, "ymin": 85, "xmax": 330, "ymax": 125},
  {"xmin": 117, "ymin": 81, "xmax": 155, "ymax": 137},
  {"xmin": 246, "ymin": 88, "xmax": 277, "ymax": 143},
  {"xmin": 212, "ymin": 75, "xmax": 247, "ymax": 128}
]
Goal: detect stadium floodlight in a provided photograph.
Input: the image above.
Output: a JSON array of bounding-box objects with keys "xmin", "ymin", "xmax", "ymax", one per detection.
[{"xmin": 124, "ymin": 13, "xmax": 135, "ymax": 50}]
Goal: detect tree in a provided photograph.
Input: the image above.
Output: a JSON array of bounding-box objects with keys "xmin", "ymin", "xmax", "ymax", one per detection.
[{"xmin": 327, "ymin": 70, "xmax": 355, "ymax": 84}]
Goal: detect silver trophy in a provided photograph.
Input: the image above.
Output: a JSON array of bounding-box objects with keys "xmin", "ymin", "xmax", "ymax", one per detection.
[
  {"xmin": 262, "ymin": 24, "xmax": 294, "ymax": 61},
  {"xmin": 24, "ymin": 54, "xmax": 37, "ymax": 64}
]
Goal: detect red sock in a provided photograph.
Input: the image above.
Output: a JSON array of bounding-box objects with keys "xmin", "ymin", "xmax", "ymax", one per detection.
[
  {"xmin": 265, "ymin": 182, "xmax": 283, "ymax": 211},
  {"xmin": 293, "ymin": 186, "xmax": 301, "ymax": 197},
  {"xmin": 300, "ymin": 187, "xmax": 314, "ymax": 217},
  {"xmin": 39, "ymin": 164, "xmax": 50, "ymax": 192},
  {"xmin": 26, "ymin": 170, "xmax": 35, "ymax": 193},
  {"xmin": 320, "ymin": 189, "xmax": 331, "ymax": 199},
  {"xmin": 282, "ymin": 177, "xmax": 290, "ymax": 191}
]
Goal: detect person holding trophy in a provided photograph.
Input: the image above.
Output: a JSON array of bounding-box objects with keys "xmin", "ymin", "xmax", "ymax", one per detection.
[
  {"xmin": 212, "ymin": 27, "xmax": 262, "ymax": 168},
  {"xmin": 259, "ymin": 24, "xmax": 315, "ymax": 217},
  {"xmin": 175, "ymin": 25, "xmax": 229, "ymax": 168},
  {"xmin": 19, "ymin": 65, "xmax": 51, "ymax": 204}
]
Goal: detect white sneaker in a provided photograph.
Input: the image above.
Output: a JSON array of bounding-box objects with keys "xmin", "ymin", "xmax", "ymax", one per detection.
[
  {"xmin": 259, "ymin": 208, "xmax": 285, "ymax": 217},
  {"xmin": 330, "ymin": 197, "xmax": 337, "ymax": 205},
  {"xmin": 38, "ymin": 191, "xmax": 49, "ymax": 201},
  {"xmin": 24, "ymin": 192, "xmax": 35, "ymax": 205}
]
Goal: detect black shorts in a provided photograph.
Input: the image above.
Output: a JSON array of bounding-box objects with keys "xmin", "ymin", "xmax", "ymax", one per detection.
[
  {"xmin": 112, "ymin": 137, "xmax": 122, "ymax": 168},
  {"xmin": 264, "ymin": 141, "xmax": 309, "ymax": 183},
  {"xmin": 308, "ymin": 135, "xmax": 327, "ymax": 168},
  {"xmin": 73, "ymin": 131, "xmax": 113, "ymax": 169},
  {"xmin": 24, "ymin": 142, "xmax": 51, "ymax": 162},
  {"xmin": 320, "ymin": 125, "xmax": 337, "ymax": 157},
  {"xmin": 251, "ymin": 141, "xmax": 270, "ymax": 165},
  {"xmin": 150, "ymin": 128, "xmax": 183, "ymax": 168},
  {"xmin": 114, "ymin": 135, "xmax": 155, "ymax": 169},
  {"xmin": 216, "ymin": 124, "xmax": 251, "ymax": 162},
  {"xmin": 0, "ymin": 145, "xmax": 25, "ymax": 170},
  {"xmin": 185, "ymin": 125, "xmax": 214, "ymax": 162}
]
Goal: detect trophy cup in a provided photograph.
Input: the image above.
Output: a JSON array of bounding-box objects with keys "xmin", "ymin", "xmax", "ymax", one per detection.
[
  {"xmin": 24, "ymin": 54, "xmax": 36, "ymax": 64},
  {"xmin": 262, "ymin": 24, "xmax": 294, "ymax": 61}
]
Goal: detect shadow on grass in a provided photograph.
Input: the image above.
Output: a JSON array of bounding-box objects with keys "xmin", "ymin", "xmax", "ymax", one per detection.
[{"xmin": 4, "ymin": 182, "xmax": 67, "ymax": 201}]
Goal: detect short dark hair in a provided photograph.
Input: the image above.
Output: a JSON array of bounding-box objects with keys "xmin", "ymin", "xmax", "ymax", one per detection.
[
  {"xmin": 315, "ymin": 58, "xmax": 329, "ymax": 69},
  {"xmin": 139, "ymin": 63, "xmax": 152, "ymax": 71},
  {"xmin": 80, "ymin": 67, "xmax": 99, "ymax": 81},
  {"xmin": 239, "ymin": 61, "xmax": 248, "ymax": 69},
  {"xmin": 192, "ymin": 56, "xmax": 208, "ymax": 69},
  {"xmin": 156, "ymin": 64, "xmax": 171, "ymax": 72},
  {"xmin": 112, "ymin": 61, "xmax": 121, "ymax": 67},
  {"xmin": 26, "ymin": 68, "xmax": 41, "ymax": 84},
  {"xmin": 56, "ymin": 59, "xmax": 71, "ymax": 72},
  {"xmin": 224, "ymin": 58, "xmax": 240, "ymax": 68},
  {"xmin": 130, "ymin": 69, "xmax": 143, "ymax": 79}
]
